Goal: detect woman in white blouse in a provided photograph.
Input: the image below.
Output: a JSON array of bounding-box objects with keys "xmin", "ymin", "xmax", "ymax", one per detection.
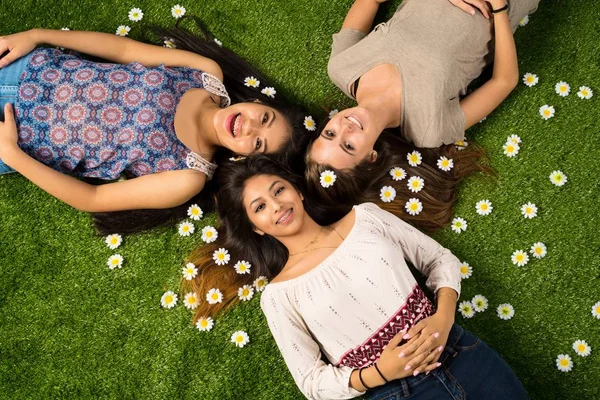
[{"xmin": 185, "ymin": 155, "xmax": 528, "ymax": 399}]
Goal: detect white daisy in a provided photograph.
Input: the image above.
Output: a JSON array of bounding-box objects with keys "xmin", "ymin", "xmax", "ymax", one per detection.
[
  {"xmin": 213, "ymin": 248, "xmax": 231, "ymax": 266},
  {"xmin": 304, "ymin": 116, "xmax": 317, "ymax": 131},
  {"xmin": 555, "ymin": 81, "xmax": 570, "ymax": 97},
  {"xmin": 539, "ymin": 105, "xmax": 555, "ymax": 120},
  {"xmin": 407, "ymin": 176, "xmax": 425, "ymax": 193},
  {"xmin": 238, "ymin": 285, "xmax": 255, "ymax": 301},
  {"xmin": 458, "ymin": 301, "xmax": 475, "ymax": 318},
  {"xmin": 187, "ymin": 204, "xmax": 203, "ymax": 221},
  {"xmin": 503, "ymin": 142, "xmax": 520, "ymax": 157},
  {"xmin": 472, "ymin": 295, "xmax": 488, "ymax": 312},
  {"xmin": 549, "ymin": 170, "xmax": 567, "ymax": 187},
  {"xmin": 201, "ymin": 226, "xmax": 218, "ymax": 243},
  {"xmin": 196, "ymin": 317, "xmax": 214, "ymax": 332},
  {"xmin": 115, "ymin": 25, "xmax": 131, "ymax": 37},
  {"xmin": 455, "ymin": 140, "xmax": 469, "ymax": 150},
  {"xmin": 206, "ymin": 288, "xmax": 223, "ymax": 304},
  {"xmin": 184, "ymin": 292, "xmax": 199, "ymax": 310},
  {"xmin": 61, "ymin": 27, "xmax": 70, "ymax": 31},
  {"xmin": 405, "ymin": 198, "xmax": 423, "ymax": 216},
  {"xmin": 592, "ymin": 301, "xmax": 600, "ymax": 319},
  {"xmin": 261, "ymin": 87, "xmax": 276, "ymax": 98},
  {"xmin": 171, "ymin": 4, "xmax": 186, "ymax": 18},
  {"xmin": 214, "ymin": 38, "xmax": 222, "ymax": 47},
  {"xmin": 573, "ymin": 340, "xmax": 592, "ymax": 357},
  {"xmin": 253, "ymin": 276, "xmax": 269, "ymax": 292},
  {"xmin": 507, "ymin": 134, "xmax": 522, "ymax": 145},
  {"xmin": 556, "ymin": 354, "xmax": 573, "ymax": 372},
  {"xmin": 161, "ymin": 291, "xmax": 178, "ymax": 309},
  {"xmin": 521, "ymin": 202, "xmax": 538, "ymax": 219},
  {"xmin": 497, "ymin": 303, "xmax": 515, "ymax": 320},
  {"xmin": 128, "ymin": 7, "xmax": 144, "ymax": 22},
  {"xmin": 460, "ymin": 262, "xmax": 473, "ymax": 279},
  {"xmin": 479, "ymin": 117, "xmax": 486, "ymax": 123},
  {"xmin": 182, "ymin": 262, "xmax": 198, "ymax": 280},
  {"xmin": 577, "ymin": 86, "xmax": 593, "ymax": 100},
  {"xmin": 511, "ymin": 250, "xmax": 529, "ymax": 267},
  {"xmin": 234, "ymin": 260, "xmax": 251, "ymax": 274},
  {"xmin": 475, "ymin": 199, "xmax": 493, "ymax": 216},
  {"xmin": 328, "ymin": 109, "xmax": 339, "ymax": 119},
  {"xmin": 231, "ymin": 330, "xmax": 250, "ymax": 348},
  {"xmin": 244, "ymin": 76, "xmax": 260, "ymax": 88},
  {"xmin": 530, "ymin": 242, "xmax": 547, "ymax": 259},
  {"xmin": 380, "ymin": 186, "xmax": 396, "ymax": 203},
  {"xmin": 437, "ymin": 156, "xmax": 454, "ymax": 172},
  {"xmin": 105, "ymin": 234, "xmax": 123, "ymax": 250},
  {"xmin": 163, "ymin": 39, "xmax": 176, "ymax": 49},
  {"xmin": 519, "ymin": 15, "xmax": 529, "ymax": 26},
  {"xmin": 178, "ymin": 220, "xmax": 195, "ymax": 236},
  {"xmin": 407, "ymin": 151, "xmax": 422, "ymax": 167},
  {"xmin": 320, "ymin": 170, "xmax": 336, "ymax": 188},
  {"xmin": 451, "ymin": 217, "xmax": 467, "ymax": 233},
  {"xmin": 107, "ymin": 254, "xmax": 124, "ymax": 270},
  {"xmin": 389, "ymin": 167, "xmax": 407, "ymax": 181}
]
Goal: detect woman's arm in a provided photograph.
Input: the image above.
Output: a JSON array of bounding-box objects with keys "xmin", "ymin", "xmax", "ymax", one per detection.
[
  {"xmin": 341, "ymin": 0, "xmax": 387, "ymax": 33},
  {"xmin": 460, "ymin": 1, "xmax": 518, "ymax": 128}
]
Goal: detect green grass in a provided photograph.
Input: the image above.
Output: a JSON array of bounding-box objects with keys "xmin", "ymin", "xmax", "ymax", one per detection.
[{"xmin": 1, "ymin": 0, "xmax": 599, "ymax": 399}]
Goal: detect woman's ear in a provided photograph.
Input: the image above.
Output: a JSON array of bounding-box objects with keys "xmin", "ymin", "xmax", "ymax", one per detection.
[{"xmin": 368, "ymin": 150, "xmax": 378, "ymax": 163}]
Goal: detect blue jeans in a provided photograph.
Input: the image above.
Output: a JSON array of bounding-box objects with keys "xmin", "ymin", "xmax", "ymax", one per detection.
[
  {"xmin": 365, "ymin": 324, "xmax": 529, "ymax": 400},
  {"xmin": 0, "ymin": 52, "xmax": 31, "ymax": 175}
]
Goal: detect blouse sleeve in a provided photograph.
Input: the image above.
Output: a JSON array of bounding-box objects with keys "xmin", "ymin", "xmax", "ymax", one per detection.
[
  {"xmin": 330, "ymin": 29, "xmax": 367, "ymax": 59},
  {"xmin": 260, "ymin": 288, "xmax": 365, "ymax": 400},
  {"xmin": 360, "ymin": 203, "xmax": 462, "ymax": 297}
]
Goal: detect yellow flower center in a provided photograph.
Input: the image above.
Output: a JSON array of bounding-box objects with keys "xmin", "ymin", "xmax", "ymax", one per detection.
[
  {"xmin": 578, "ymin": 344, "xmax": 586, "ymax": 352},
  {"xmin": 206, "ymin": 231, "xmax": 213, "ymax": 237},
  {"xmin": 324, "ymin": 176, "xmax": 332, "ymax": 183},
  {"xmin": 112, "ymin": 259, "xmax": 119, "ymax": 265},
  {"xmin": 560, "ymin": 359, "xmax": 569, "ymax": 366},
  {"xmin": 111, "ymin": 238, "xmax": 118, "ymax": 244},
  {"xmin": 240, "ymin": 265, "xmax": 247, "ymax": 271},
  {"xmin": 192, "ymin": 209, "xmax": 199, "ymax": 215},
  {"xmin": 481, "ymin": 204, "xmax": 488, "ymax": 210},
  {"xmin": 236, "ymin": 336, "xmax": 244, "ymax": 343},
  {"xmin": 544, "ymin": 110, "xmax": 551, "ymax": 116},
  {"xmin": 526, "ymin": 76, "xmax": 534, "ymax": 83},
  {"xmin": 410, "ymin": 203, "xmax": 418, "ymax": 211},
  {"xmin": 516, "ymin": 254, "xmax": 524, "ymax": 261},
  {"xmin": 535, "ymin": 248, "xmax": 542, "ymax": 254},
  {"xmin": 385, "ymin": 191, "xmax": 391, "ymax": 197},
  {"xmin": 554, "ymin": 176, "xmax": 562, "ymax": 182},
  {"xmin": 242, "ymin": 289, "xmax": 250, "ymax": 296},
  {"xmin": 526, "ymin": 208, "xmax": 532, "ymax": 214},
  {"xmin": 165, "ymin": 295, "xmax": 173, "ymax": 303},
  {"xmin": 582, "ymin": 90, "xmax": 589, "ymax": 96},
  {"xmin": 456, "ymin": 141, "xmax": 464, "ymax": 146},
  {"xmin": 442, "ymin": 160, "xmax": 449, "ymax": 167},
  {"xmin": 412, "ymin": 181, "xmax": 419, "ymax": 188},
  {"xmin": 187, "ymin": 296, "xmax": 196, "ymax": 304},
  {"xmin": 218, "ymin": 254, "xmax": 225, "ymax": 260},
  {"xmin": 257, "ymin": 280, "xmax": 265, "ymax": 287},
  {"xmin": 460, "ymin": 266, "xmax": 468, "ymax": 274},
  {"xmin": 560, "ymin": 86, "xmax": 567, "ymax": 92},
  {"xmin": 595, "ymin": 306, "xmax": 600, "ymax": 314},
  {"xmin": 507, "ymin": 145, "xmax": 514, "ymax": 152},
  {"xmin": 212, "ymin": 293, "xmax": 219, "ymax": 300},
  {"xmin": 183, "ymin": 226, "xmax": 189, "ymax": 232},
  {"xmin": 410, "ymin": 155, "xmax": 417, "ymax": 162},
  {"xmin": 201, "ymin": 320, "xmax": 208, "ymax": 327}
]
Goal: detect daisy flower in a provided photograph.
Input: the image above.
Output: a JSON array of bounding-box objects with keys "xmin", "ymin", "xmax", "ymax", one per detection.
[
  {"xmin": 455, "ymin": 140, "xmax": 468, "ymax": 150},
  {"xmin": 511, "ymin": 250, "xmax": 529, "ymax": 267},
  {"xmin": 196, "ymin": 317, "xmax": 214, "ymax": 332},
  {"xmin": 472, "ymin": 295, "xmax": 488, "ymax": 312},
  {"xmin": 405, "ymin": 198, "xmax": 423, "ymax": 216},
  {"xmin": 320, "ymin": 170, "xmax": 336, "ymax": 188},
  {"xmin": 390, "ymin": 167, "xmax": 407, "ymax": 181},
  {"xmin": 61, "ymin": 27, "xmax": 70, "ymax": 31},
  {"xmin": 115, "ymin": 25, "xmax": 131, "ymax": 37},
  {"xmin": 519, "ymin": 15, "xmax": 529, "ymax": 26},
  {"xmin": 206, "ymin": 288, "xmax": 223, "ymax": 304},
  {"xmin": 407, "ymin": 151, "xmax": 422, "ymax": 167},
  {"xmin": 556, "ymin": 354, "xmax": 573, "ymax": 372},
  {"xmin": 592, "ymin": 301, "xmax": 600, "ymax": 319},
  {"xmin": 573, "ymin": 340, "xmax": 592, "ymax": 357},
  {"xmin": 475, "ymin": 199, "xmax": 493, "ymax": 216},
  {"xmin": 182, "ymin": 262, "xmax": 198, "ymax": 280},
  {"xmin": 253, "ymin": 276, "xmax": 269, "ymax": 292},
  {"xmin": 234, "ymin": 260, "xmax": 251, "ymax": 274},
  {"xmin": 105, "ymin": 234, "xmax": 123, "ymax": 250},
  {"xmin": 503, "ymin": 142, "xmax": 520, "ymax": 157},
  {"xmin": 458, "ymin": 301, "xmax": 475, "ymax": 318},
  {"xmin": 523, "ymin": 73, "xmax": 538, "ymax": 87},
  {"xmin": 244, "ymin": 76, "xmax": 260, "ymax": 88},
  {"xmin": 521, "ymin": 202, "xmax": 538, "ymax": 219},
  {"xmin": 497, "ymin": 303, "xmax": 515, "ymax": 320},
  {"xmin": 161, "ymin": 291, "xmax": 177, "ymax": 309},
  {"xmin": 451, "ymin": 217, "xmax": 467, "ymax": 233},
  {"xmin": 555, "ymin": 81, "xmax": 570, "ymax": 97},
  {"xmin": 549, "ymin": 170, "xmax": 567, "ymax": 187},
  {"xmin": 437, "ymin": 156, "xmax": 454, "ymax": 172},
  {"xmin": 214, "ymin": 38, "xmax": 222, "ymax": 47},
  {"xmin": 577, "ymin": 86, "xmax": 593, "ymax": 100},
  {"xmin": 231, "ymin": 330, "xmax": 250, "ymax": 348},
  {"xmin": 201, "ymin": 226, "xmax": 218, "ymax": 243},
  {"xmin": 213, "ymin": 248, "xmax": 231, "ymax": 266},
  {"xmin": 328, "ymin": 109, "xmax": 339, "ymax": 119},
  {"xmin": 261, "ymin": 87, "xmax": 276, "ymax": 98},
  {"xmin": 178, "ymin": 220, "xmax": 195, "ymax": 236},
  {"xmin": 380, "ymin": 186, "xmax": 397, "ymax": 203},
  {"xmin": 107, "ymin": 254, "xmax": 124, "ymax": 270},
  {"xmin": 507, "ymin": 134, "xmax": 521, "ymax": 145},
  {"xmin": 460, "ymin": 262, "xmax": 473, "ymax": 279},
  {"xmin": 530, "ymin": 242, "xmax": 547, "ymax": 259},
  {"xmin": 171, "ymin": 4, "xmax": 186, "ymax": 18},
  {"xmin": 187, "ymin": 204, "xmax": 203, "ymax": 221},
  {"xmin": 539, "ymin": 105, "xmax": 555, "ymax": 120},
  {"xmin": 407, "ymin": 176, "xmax": 425, "ymax": 193},
  {"xmin": 304, "ymin": 116, "xmax": 317, "ymax": 131},
  {"xmin": 238, "ymin": 285, "xmax": 255, "ymax": 301},
  {"xmin": 163, "ymin": 39, "xmax": 176, "ymax": 49},
  {"xmin": 479, "ymin": 117, "xmax": 486, "ymax": 123},
  {"xmin": 128, "ymin": 7, "xmax": 144, "ymax": 22},
  {"xmin": 184, "ymin": 292, "xmax": 199, "ymax": 310}
]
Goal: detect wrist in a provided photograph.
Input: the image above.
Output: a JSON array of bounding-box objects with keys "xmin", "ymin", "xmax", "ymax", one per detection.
[
  {"xmin": 489, "ymin": 1, "xmax": 508, "ymax": 12},
  {"xmin": 1, "ymin": 145, "xmax": 24, "ymax": 166}
]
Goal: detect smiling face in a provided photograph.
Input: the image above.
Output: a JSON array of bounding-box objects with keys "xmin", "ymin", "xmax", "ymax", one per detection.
[
  {"xmin": 242, "ymin": 174, "xmax": 305, "ymax": 238},
  {"xmin": 213, "ymin": 102, "xmax": 291, "ymax": 155}
]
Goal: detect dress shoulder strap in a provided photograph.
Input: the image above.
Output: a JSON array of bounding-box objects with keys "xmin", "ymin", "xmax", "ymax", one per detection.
[
  {"xmin": 201, "ymin": 72, "xmax": 231, "ymax": 108},
  {"xmin": 186, "ymin": 152, "xmax": 218, "ymax": 180}
]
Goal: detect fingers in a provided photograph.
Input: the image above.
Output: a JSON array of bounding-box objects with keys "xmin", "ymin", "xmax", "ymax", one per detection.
[
  {"xmin": 3, "ymin": 103, "xmax": 14, "ymax": 123},
  {"xmin": 0, "ymin": 51, "xmax": 17, "ymax": 69},
  {"xmin": 466, "ymin": 0, "xmax": 491, "ymax": 18},
  {"xmin": 386, "ymin": 329, "xmax": 407, "ymax": 349},
  {"xmin": 403, "ymin": 320, "xmax": 425, "ymax": 340},
  {"xmin": 450, "ymin": 0, "xmax": 476, "ymax": 15},
  {"xmin": 416, "ymin": 348, "xmax": 444, "ymax": 375},
  {"xmin": 397, "ymin": 331, "xmax": 430, "ymax": 358},
  {"xmin": 405, "ymin": 333, "xmax": 442, "ymax": 366}
]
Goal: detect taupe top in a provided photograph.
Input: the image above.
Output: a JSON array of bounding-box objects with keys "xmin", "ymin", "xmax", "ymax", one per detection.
[{"xmin": 327, "ymin": 0, "xmax": 539, "ymax": 147}]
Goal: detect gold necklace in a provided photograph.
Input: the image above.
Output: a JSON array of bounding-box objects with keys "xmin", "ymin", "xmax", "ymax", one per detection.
[{"xmin": 288, "ymin": 226, "xmax": 345, "ymax": 257}]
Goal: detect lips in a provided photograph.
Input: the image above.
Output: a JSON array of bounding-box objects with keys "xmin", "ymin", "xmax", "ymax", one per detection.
[
  {"xmin": 226, "ymin": 113, "xmax": 242, "ymax": 138},
  {"xmin": 346, "ymin": 115, "xmax": 363, "ymax": 130},
  {"xmin": 276, "ymin": 208, "xmax": 294, "ymax": 225}
]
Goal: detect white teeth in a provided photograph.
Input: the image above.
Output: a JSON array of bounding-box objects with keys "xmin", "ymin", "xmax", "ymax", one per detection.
[
  {"xmin": 346, "ymin": 115, "xmax": 363, "ymax": 129},
  {"xmin": 277, "ymin": 209, "xmax": 292, "ymax": 224},
  {"xmin": 233, "ymin": 114, "xmax": 241, "ymax": 137}
]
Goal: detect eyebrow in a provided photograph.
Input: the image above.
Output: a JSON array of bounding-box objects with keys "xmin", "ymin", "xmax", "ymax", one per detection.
[
  {"xmin": 319, "ymin": 131, "xmax": 352, "ymax": 155},
  {"xmin": 249, "ymin": 180, "xmax": 280, "ymax": 207}
]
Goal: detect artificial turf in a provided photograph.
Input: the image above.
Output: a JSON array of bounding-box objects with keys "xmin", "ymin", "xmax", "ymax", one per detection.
[{"xmin": 0, "ymin": 0, "xmax": 598, "ymax": 399}]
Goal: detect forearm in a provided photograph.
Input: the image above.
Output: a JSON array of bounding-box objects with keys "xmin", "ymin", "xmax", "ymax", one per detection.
[
  {"xmin": 490, "ymin": 7, "xmax": 518, "ymax": 86},
  {"xmin": 435, "ymin": 287, "xmax": 458, "ymax": 322},
  {"xmin": 342, "ymin": 0, "xmax": 382, "ymax": 33}
]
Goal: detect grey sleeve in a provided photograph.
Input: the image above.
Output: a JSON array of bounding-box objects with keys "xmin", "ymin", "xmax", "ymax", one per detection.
[{"xmin": 330, "ymin": 29, "xmax": 367, "ymax": 59}]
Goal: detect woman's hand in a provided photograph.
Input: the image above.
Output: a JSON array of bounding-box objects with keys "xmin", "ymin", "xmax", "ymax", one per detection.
[
  {"xmin": 448, "ymin": 0, "xmax": 491, "ymax": 18},
  {"xmin": 0, "ymin": 104, "xmax": 20, "ymax": 162},
  {"xmin": 0, "ymin": 30, "xmax": 39, "ymax": 68}
]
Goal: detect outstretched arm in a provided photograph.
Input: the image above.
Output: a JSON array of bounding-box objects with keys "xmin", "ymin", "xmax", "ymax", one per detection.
[{"xmin": 341, "ymin": 0, "xmax": 387, "ymax": 33}]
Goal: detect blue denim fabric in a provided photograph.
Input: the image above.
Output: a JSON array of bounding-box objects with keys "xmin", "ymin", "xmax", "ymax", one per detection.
[
  {"xmin": 0, "ymin": 52, "xmax": 31, "ymax": 174},
  {"xmin": 365, "ymin": 324, "xmax": 529, "ymax": 400}
]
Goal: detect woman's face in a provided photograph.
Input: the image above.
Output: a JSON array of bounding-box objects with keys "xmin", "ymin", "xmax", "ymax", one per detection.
[
  {"xmin": 213, "ymin": 102, "xmax": 291, "ymax": 155},
  {"xmin": 242, "ymin": 174, "xmax": 305, "ymax": 238}
]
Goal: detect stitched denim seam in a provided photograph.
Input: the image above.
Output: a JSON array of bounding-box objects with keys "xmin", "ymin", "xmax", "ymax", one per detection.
[{"xmin": 438, "ymin": 365, "xmax": 466, "ymax": 400}]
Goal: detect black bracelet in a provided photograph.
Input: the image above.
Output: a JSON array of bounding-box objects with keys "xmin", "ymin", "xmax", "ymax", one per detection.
[
  {"xmin": 491, "ymin": 4, "xmax": 509, "ymax": 13},
  {"xmin": 358, "ymin": 367, "xmax": 372, "ymax": 390},
  {"xmin": 373, "ymin": 362, "xmax": 389, "ymax": 383}
]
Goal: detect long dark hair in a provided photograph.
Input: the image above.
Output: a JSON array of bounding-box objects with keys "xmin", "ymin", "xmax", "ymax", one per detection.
[{"xmin": 92, "ymin": 17, "xmax": 314, "ymax": 235}]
